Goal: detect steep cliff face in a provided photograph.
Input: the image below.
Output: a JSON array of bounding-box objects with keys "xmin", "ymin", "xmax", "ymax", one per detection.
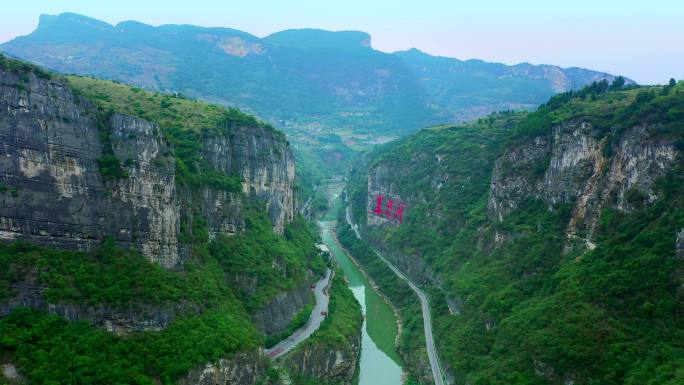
[
  {"xmin": 0, "ymin": 57, "xmax": 322, "ymax": 385},
  {"xmin": 0, "ymin": 62, "xmax": 296, "ymax": 268},
  {"xmin": 0, "ymin": 67, "xmax": 180, "ymax": 266},
  {"xmin": 252, "ymin": 282, "xmax": 313, "ymax": 336},
  {"xmin": 282, "ymin": 338, "xmax": 360, "ymax": 385},
  {"xmin": 488, "ymin": 121, "xmax": 677, "ymax": 244},
  {"xmin": 0, "ymin": 275, "xmax": 200, "ymax": 334},
  {"xmin": 201, "ymin": 128, "xmax": 295, "ymax": 236}
]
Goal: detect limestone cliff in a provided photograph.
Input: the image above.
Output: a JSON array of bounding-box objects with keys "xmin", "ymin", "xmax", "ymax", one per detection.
[
  {"xmin": 487, "ymin": 121, "xmax": 677, "ymax": 246},
  {"xmin": 0, "ymin": 63, "xmax": 295, "ymax": 268},
  {"xmin": 200, "ymin": 125, "xmax": 295, "ymax": 237},
  {"xmin": 363, "ymin": 120, "xmax": 679, "ymax": 252}
]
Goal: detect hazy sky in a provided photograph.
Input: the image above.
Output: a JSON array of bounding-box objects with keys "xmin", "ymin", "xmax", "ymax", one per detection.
[{"xmin": 2, "ymin": 0, "xmax": 682, "ymax": 84}]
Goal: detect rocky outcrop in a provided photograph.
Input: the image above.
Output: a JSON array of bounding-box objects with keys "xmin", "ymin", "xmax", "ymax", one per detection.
[
  {"xmin": 178, "ymin": 350, "xmax": 269, "ymax": 385},
  {"xmin": 0, "ymin": 279, "xmax": 201, "ymax": 335},
  {"xmin": 487, "ymin": 121, "xmax": 677, "ymax": 243},
  {"xmin": 487, "ymin": 135, "xmax": 551, "ymax": 222},
  {"xmin": 677, "ymin": 229, "xmax": 684, "ymax": 258},
  {"xmin": 1, "ymin": 363, "xmax": 24, "ymax": 385},
  {"xmin": 201, "ymin": 128, "xmax": 295, "ymax": 236},
  {"xmin": 0, "ymin": 62, "xmax": 296, "ymax": 268},
  {"xmin": 252, "ymin": 282, "xmax": 313, "ymax": 336},
  {"xmin": 282, "ymin": 337, "xmax": 360, "ymax": 385}
]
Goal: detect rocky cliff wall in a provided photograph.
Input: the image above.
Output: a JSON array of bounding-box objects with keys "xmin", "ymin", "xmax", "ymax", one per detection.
[
  {"xmin": 178, "ymin": 350, "xmax": 269, "ymax": 385},
  {"xmin": 0, "ymin": 277, "xmax": 201, "ymax": 335},
  {"xmin": 252, "ymin": 282, "xmax": 313, "ymax": 336},
  {"xmin": 0, "ymin": 66, "xmax": 296, "ymax": 268},
  {"xmin": 487, "ymin": 121, "xmax": 677, "ymax": 244},
  {"xmin": 282, "ymin": 337, "xmax": 361, "ymax": 385},
  {"xmin": 0, "ymin": 67, "xmax": 181, "ymax": 267},
  {"xmin": 364, "ymin": 119, "xmax": 678, "ymax": 252},
  {"xmin": 202, "ymin": 129, "xmax": 295, "ymax": 236}
]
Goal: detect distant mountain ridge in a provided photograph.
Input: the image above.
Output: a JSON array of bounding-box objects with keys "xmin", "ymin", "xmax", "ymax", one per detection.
[{"xmin": 0, "ymin": 12, "xmax": 629, "ymax": 135}]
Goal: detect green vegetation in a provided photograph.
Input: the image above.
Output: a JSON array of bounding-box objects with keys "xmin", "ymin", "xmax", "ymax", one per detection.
[
  {"xmin": 0, "ymin": 210, "xmax": 324, "ymax": 384},
  {"xmin": 0, "ymin": 238, "xmax": 227, "ymax": 306},
  {"xmin": 97, "ymin": 153, "xmax": 128, "ymax": 180},
  {"xmin": 67, "ymin": 76, "xmax": 283, "ymax": 191},
  {"xmin": 347, "ymin": 80, "xmax": 684, "ymax": 384},
  {"xmin": 294, "ymin": 146, "xmax": 330, "ymax": 208},
  {"xmin": 210, "ymin": 209, "xmax": 326, "ymax": 312},
  {"xmin": 94, "ymin": 107, "xmax": 129, "ymax": 180},
  {"xmin": 0, "ymin": 306, "xmax": 259, "ymax": 385},
  {"xmin": 285, "ymin": 270, "xmax": 362, "ymax": 385},
  {"xmin": 0, "ymin": 211, "xmax": 322, "ymax": 310},
  {"xmin": 66, "ymin": 76, "xmax": 279, "ymax": 137},
  {"xmin": 0, "ymin": 52, "xmax": 52, "ymax": 79},
  {"xmin": 293, "ymin": 142, "xmax": 355, "ymax": 217}
]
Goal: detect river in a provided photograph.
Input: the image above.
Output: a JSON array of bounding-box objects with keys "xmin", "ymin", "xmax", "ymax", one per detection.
[{"xmin": 319, "ymin": 189, "xmax": 404, "ymax": 385}]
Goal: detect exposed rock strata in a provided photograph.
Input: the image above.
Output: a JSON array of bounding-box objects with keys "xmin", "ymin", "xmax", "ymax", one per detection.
[
  {"xmin": 0, "ymin": 65, "xmax": 295, "ymax": 268},
  {"xmin": 282, "ymin": 336, "xmax": 361, "ymax": 385}
]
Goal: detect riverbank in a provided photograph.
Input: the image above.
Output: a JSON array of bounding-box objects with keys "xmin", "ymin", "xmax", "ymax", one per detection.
[
  {"xmin": 337, "ymin": 211, "xmax": 443, "ymax": 385},
  {"xmin": 320, "ymin": 219, "xmax": 404, "ymax": 385},
  {"xmin": 329, "ymin": 226, "xmax": 404, "ymax": 358},
  {"xmin": 280, "ymin": 270, "xmax": 363, "ymax": 385}
]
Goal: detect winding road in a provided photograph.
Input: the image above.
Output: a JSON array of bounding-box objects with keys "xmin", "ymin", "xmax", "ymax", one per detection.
[
  {"xmin": 264, "ymin": 268, "xmax": 332, "ymax": 359},
  {"xmin": 346, "ymin": 206, "xmax": 447, "ymax": 385}
]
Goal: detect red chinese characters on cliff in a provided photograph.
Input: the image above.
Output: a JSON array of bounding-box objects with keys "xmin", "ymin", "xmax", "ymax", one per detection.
[{"xmin": 370, "ymin": 194, "xmax": 406, "ymax": 224}]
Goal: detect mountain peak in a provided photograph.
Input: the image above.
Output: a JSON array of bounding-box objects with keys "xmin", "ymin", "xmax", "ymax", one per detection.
[
  {"xmin": 38, "ymin": 12, "xmax": 114, "ymax": 31},
  {"xmin": 264, "ymin": 29, "xmax": 371, "ymax": 50}
]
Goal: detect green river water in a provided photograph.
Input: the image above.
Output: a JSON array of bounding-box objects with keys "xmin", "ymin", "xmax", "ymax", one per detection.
[{"xmin": 319, "ymin": 193, "xmax": 403, "ymax": 385}]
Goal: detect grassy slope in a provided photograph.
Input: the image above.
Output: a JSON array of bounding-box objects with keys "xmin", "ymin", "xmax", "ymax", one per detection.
[{"xmin": 348, "ymin": 81, "xmax": 684, "ymax": 384}]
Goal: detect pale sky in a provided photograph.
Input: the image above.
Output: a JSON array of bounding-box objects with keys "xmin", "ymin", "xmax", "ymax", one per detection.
[{"xmin": 1, "ymin": 0, "xmax": 682, "ymax": 84}]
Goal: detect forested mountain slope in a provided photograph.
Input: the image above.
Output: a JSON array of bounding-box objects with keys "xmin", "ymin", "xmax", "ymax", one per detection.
[
  {"xmin": 0, "ymin": 54, "xmax": 333, "ymax": 384},
  {"xmin": 346, "ymin": 79, "xmax": 684, "ymax": 384}
]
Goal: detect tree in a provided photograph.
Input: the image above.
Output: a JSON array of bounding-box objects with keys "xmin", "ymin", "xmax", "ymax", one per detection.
[
  {"xmin": 635, "ymin": 90, "xmax": 655, "ymax": 104},
  {"xmin": 661, "ymin": 78, "xmax": 677, "ymax": 95},
  {"xmin": 610, "ymin": 76, "xmax": 626, "ymax": 90}
]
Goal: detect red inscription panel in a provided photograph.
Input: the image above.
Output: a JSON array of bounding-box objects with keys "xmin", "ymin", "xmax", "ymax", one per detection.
[{"xmin": 369, "ymin": 194, "xmax": 406, "ymax": 224}]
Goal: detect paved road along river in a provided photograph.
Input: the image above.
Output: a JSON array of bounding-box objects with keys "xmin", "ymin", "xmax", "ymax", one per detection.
[
  {"xmin": 346, "ymin": 205, "xmax": 446, "ymax": 385},
  {"xmin": 264, "ymin": 268, "xmax": 332, "ymax": 359}
]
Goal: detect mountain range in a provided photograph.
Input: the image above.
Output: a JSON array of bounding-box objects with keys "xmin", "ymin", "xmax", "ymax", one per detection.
[{"xmin": 1, "ymin": 13, "xmax": 628, "ymax": 136}]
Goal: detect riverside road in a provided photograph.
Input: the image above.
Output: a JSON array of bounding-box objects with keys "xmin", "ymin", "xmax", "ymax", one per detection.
[
  {"xmin": 264, "ymin": 268, "xmax": 332, "ymax": 359},
  {"xmin": 346, "ymin": 205, "xmax": 446, "ymax": 385}
]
